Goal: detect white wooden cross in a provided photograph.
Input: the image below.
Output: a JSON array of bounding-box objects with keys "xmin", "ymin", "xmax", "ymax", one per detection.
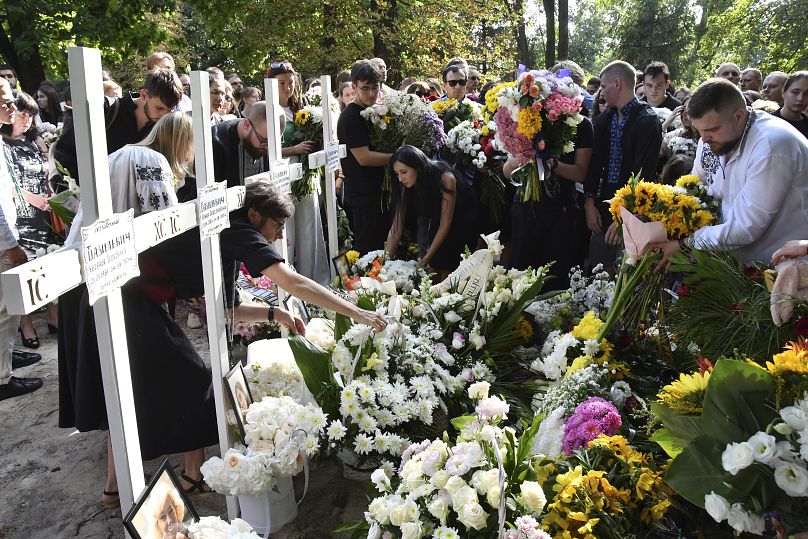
[
  {"xmin": 0, "ymin": 48, "xmax": 283, "ymax": 527},
  {"xmin": 306, "ymin": 75, "xmax": 347, "ymax": 279}
]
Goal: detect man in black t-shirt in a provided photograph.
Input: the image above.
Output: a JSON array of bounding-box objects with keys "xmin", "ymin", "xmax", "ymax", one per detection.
[
  {"xmin": 54, "ymin": 69, "xmax": 183, "ymax": 183},
  {"xmin": 210, "ymin": 102, "xmax": 271, "ymax": 187},
  {"xmin": 641, "ymin": 61, "xmax": 682, "ymax": 112},
  {"xmin": 336, "ymin": 60, "xmax": 393, "ymax": 254}
]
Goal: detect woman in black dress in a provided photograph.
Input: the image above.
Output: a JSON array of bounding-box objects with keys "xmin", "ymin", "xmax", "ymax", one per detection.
[{"xmin": 385, "ymin": 145, "xmax": 476, "ymax": 277}]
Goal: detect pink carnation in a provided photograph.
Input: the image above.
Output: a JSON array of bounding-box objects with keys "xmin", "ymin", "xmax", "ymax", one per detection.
[{"xmin": 494, "ymin": 107, "xmax": 536, "ymax": 165}]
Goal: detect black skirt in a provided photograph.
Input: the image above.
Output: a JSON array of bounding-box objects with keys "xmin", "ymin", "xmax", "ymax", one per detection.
[{"xmin": 58, "ymin": 282, "xmax": 218, "ymax": 460}]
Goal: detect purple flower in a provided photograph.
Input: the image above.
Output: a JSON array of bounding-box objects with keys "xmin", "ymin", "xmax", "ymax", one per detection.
[
  {"xmin": 421, "ymin": 109, "xmax": 448, "ymax": 154},
  {"xmin": 561, "ymin": 397, "xmax": 622, "ymax": 454}
]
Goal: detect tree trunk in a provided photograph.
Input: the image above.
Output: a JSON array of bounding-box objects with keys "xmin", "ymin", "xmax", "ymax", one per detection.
[
  {"xmin": 2, "ymin": 0, "xmax": 47, "ymax": 92},
  {"xmin": 369, "ymin": 0, "xmax": 398, "ymax": 84},
  {"xmin": 558, "ymin": 0, "xmax": 569, "ymax": 61},
  {"xmin": 543, "ymin": 0, "xmax": 556, "ymax": 68},
  {"xmin": 320, "ymin": 2, "xmax": 339, "ymax": 78},
  {"xmin": 514, "ymin": 0, "xmax": 531, "ymax": 68}
]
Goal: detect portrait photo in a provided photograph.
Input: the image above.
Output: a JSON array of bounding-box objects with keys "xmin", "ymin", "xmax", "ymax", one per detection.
[
  {"xmin": 123, "ymin": 461, "xmax": 199, "ymax": 539},
  {"xmin": 225, "ymin": 364, "xmax": 253, "ymax": 440}
]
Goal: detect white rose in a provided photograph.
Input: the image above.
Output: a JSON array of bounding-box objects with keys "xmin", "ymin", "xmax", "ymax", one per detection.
[
  {"xmin": 727, "ymin": 504, "xmax": 765, "ymax": 535},
  {"xmin": 456, "ymin": 502, "xmax": 489, "ymax": 531},
  {"xmin": 774, "ymin": 461, "xmax": 808, "ymax": 497},
  {"xmin": 188, "ymin": 516, "xmax": 230, "ymax": 537},
  {"xmin": 721, "ymin": 442, "xmax": 754, "ymax": 475},
  {"xmin": 443, "ymin": 475, "xmax": 468, "ymax": 497},
  {"xmin": 367, "ymin": 523, "xmax": 382, "ymax": 539},
  {"xmin": 704, "ymin": 491, "xmax": 730, "ymax": 523},
  {"xmin": 471, "ymin": 469, "xmax": 499, "ymax": 495},
  {"xmin": 781, "ymin": 405, "xmax": 808, "ymax": 432},
  {"xmin": 451, "ymin": 485, "xmax": 478, "ymax": 508},
  {"xmin": 518, "ymin": 481, "xmax": 546, "ymax": 513},
  {"xmin": 485, "ymin": 485, "xmax": 501, "ymax": 508},
  {"xmin": 444, "ymin": 310, "xmax": 462, "ymax": 324},
  {"xmin": 427, "ymin": 497, "xmax": 449, "ymax": 525},
  {"xmin": 400, "ymin": 521, "xmax": 424, "ymax": 539},
  {"xmin": 467, "ymin": 381, "xmax": 490, "ymax": 400},
  {"xmin": 371, "ymin": 468, "xmax": 391, "ymax": 492},
  {"xmin": 747, "ymin": 432, "xmax": 778, "ymax": 465},
  {"xmin": 368, "ymin": 497, "xmax": 390, "ymax": 525},
  {"xmin": 430, "ymin": 470, "xmax": 450, "ymax": 489},
  {"xmin": 389, "ymin": 504, "xmax": 407, "ymax": 527}
]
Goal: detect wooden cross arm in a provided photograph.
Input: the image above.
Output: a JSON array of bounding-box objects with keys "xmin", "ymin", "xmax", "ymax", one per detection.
[
  {"xmin": 0, "ymin": 185, "xmax": 248, "ymax": 315},
  {"xmin": 307, "ymin": 144, "xmax": 347, "ymax": 169}
]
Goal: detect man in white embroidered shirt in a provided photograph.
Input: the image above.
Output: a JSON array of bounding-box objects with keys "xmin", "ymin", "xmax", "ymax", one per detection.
[{"xmin": 653, "ymin": 78, "xmax": 808, "ymax": 264}]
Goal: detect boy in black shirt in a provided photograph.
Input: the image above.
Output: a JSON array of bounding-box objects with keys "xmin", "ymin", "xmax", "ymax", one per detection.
[{"xmin": 336, "ymin": 60, "xmax": 393, "ymax": 254}]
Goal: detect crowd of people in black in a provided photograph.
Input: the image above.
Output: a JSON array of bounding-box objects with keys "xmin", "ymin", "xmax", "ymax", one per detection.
[{"xmin": 0, "ymin": 50, "xmax": 806, "ymax": 508}]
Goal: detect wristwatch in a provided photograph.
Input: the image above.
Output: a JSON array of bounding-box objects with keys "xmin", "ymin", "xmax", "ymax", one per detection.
[
  {"xmin": 549, "ymin": 157, "xmax": 559, "ymax": 170},
  {"xmin": 267, "ymin": 306, "xmax": 275, "ymax": 322}
]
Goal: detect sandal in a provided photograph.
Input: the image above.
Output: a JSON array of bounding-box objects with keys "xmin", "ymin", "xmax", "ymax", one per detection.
[
  {"xmin": 18, "ymin": 327, "xmax": 40, "ymax": 349},
  {"xmin": 181, "ymin": 472, "xmax": 211, "ymax": 494},
  {"xmin": 99, "ymin": 490, "xmax": 120, "ymax": 509}
]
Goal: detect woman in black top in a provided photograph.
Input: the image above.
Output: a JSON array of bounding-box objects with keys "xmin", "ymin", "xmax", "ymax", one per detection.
[
  {"xmin": 35, "ymin": 85, "xmax": 62, "ymax": 127},
  {"xmin": 773, "ymin": 71, "xmax": 808, "ymax": 140},
  {"xmin": 385, "ymin": 145, "xmax": 476, "ymax": 277}
]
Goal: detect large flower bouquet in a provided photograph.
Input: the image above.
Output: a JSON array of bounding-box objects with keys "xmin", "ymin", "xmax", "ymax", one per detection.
[
  {"xmin": 659, "ymin": 357, "xmax": 808, "ymax": 536},
  {"xmin": 339, "ymin": 388, "xmax": 546, "ymax": 539},
  {"xmin": 290, "ymin": 104, "xmax": 325, "ymax": 199},
  {"xmin": 201, "ymin": 396, "xmax": 326, "ymax": 495},
  {"xmin": 431, "ymin": 98, "xmax": 481, "ymax": 132},
  {"xmin": 338, "ymin": 249, "xmax": 427, "ymax": 294},
  {"xmin": 487, "ymin": 71, "xmax": 585, "ymax": 202},
  {"xmin": 360, "ymin": 92, "xmax": 447, "ymax": 156},
  {"xmin": 599, "ymin": 173, "xmax": 719, "ymax": 339}
]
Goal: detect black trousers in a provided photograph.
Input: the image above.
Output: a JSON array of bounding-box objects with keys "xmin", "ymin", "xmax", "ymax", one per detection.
[
  {"xmin": 509, "ymin": 202, "xmax": 576, "ymax": 291},
  {"xmin": 346, "ymin": 193, "xmax": 391, "ymax": 255}
]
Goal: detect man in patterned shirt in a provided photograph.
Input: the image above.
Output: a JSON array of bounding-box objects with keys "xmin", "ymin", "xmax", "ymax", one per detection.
[{"xmin": 583, "ymin": 60, "xmax": 662, "ymax": 271}]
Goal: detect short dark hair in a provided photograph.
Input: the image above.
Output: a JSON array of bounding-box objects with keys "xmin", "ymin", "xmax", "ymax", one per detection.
[
  {"xmin": 784, "ymin": 71, "xmax": 808, "ymax": 93},
  {"xmin": 587, "ymin": 76, "xmax": 601, "ymax": 87},
  {"xmin": 661, "ymin": 154, "xmax": 695, "ymax": 184},
  {"xmin": 644, "ymin": 61, "xmax": 671, "ymax": 82},
  {"xmin": 142, "ymin": 69, "xmax": 183, "ymax": 109},
  {"xmin": 442, "ymin": 65, "xmax": 467, "ymax": 82},
  {"xmin": 0, "ymin": 64, "xmax": 17, "ymax": 77},
  {"xmin": 244, "ymin": 180, "xmax": 295, "ymax": 225},
  {"xmin": 687, "ymin": 78, "xmax": 746, "ymax": 119},
  {"xmin": 350, "ymin": 60, "xmax": 382, "ymax": 84}
]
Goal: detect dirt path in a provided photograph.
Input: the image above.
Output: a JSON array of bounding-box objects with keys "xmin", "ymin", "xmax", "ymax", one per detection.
[{"xmin": 0, "ymin": 309, "xmax": 367, "ymax": 539}]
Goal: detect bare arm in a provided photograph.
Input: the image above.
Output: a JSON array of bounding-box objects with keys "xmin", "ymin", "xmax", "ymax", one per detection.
[
  {"xmin": 234, "ymin": 303, "xmax": 305, "ymax": 335},
  {"xmin": 350, "ymin": 146, "xmax": 393, "ymax": 167},
  {"xmin": 423, "ymin": 173, "xmax": 456, "ymax": 267},
  {"xmin": 554, "ymin": 148, "xmax": 592, "ymax": 183},
  {"xmin": 386, "ymin": 199, "xmax": 406, "ymax": 258},
  {"xmin": 262, "ymin": 262, "xmax": 388, "ymax": 331}
]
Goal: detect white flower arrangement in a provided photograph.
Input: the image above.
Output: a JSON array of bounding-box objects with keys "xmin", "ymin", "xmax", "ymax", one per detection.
[
  {"xmin": 187, "ymin": 516, "xmax": 262, "ymax": 538},
  {"xmin": 668, "ymin": 136, "xmax": 697, "ymax": 157},
  {"xmin": 446, "ymin": 120, "xmax": 487, "ymax": 168},
  {"xmin": 246, "ymin": 359, "xmax": 309, "ymax": 403},
  {"xmin": 304, "ymin": 317, "xmax": 335, "ymax": 351}
]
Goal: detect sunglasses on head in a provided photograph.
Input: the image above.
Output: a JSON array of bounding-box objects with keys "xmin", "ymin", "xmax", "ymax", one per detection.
[
  {"xmin": 469, "ymin": 76, "xmax": 479, "ymax": 81},
  {"xmin": 270, "ymin": 61, "xmax": 292, "ymax": 69},
  {"xmin": 446, "ymin": 80, "xmax": 467, "ymax": 87}
]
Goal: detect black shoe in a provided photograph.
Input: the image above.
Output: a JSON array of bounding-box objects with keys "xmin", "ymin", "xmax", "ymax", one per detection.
[
  {"xmin": 18, "ymin": 327, "xmax": 40, "ymax": 349},
  {"xmin": 48, "ymin": 323, "xmax": 58, "ymax": 334},
  {"xmin": 0, "ymin": 376, "xmax": 43, "ymax": 401},
  {"xmin": 12, "ymin": 350, "xmax": 42, "ymax": 369}
]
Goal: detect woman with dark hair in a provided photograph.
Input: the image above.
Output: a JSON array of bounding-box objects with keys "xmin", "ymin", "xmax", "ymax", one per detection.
[
  {"xmin": 773, "ymin": 71, "xmax": 808, "ymax": 140},
  {"xmin": 405, "ymin": 81, "xmax": 431, "ymax": 100},
  {"xmin": 35, "ymin": 85, "xmax": 61, "ymax": 127},
  {"xmin": 385, "ymin": 145, "xmax": 476, "ymax": 276},
  {"xmin": 267, "ymin": 60, "xmax": 330, "ymax": 285},
  {"xmin": 661, "ymin": 96, "xmax": 700, "ymax": 160},
  {"xmin": 1, "ymin": 90, "xmax": 55, "ymax": 347}
]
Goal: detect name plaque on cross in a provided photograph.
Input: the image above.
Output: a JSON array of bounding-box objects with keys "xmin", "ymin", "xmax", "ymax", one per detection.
[
  {"xmin": 269, "ymin": 158, "xmax": 292, "ymax": 192},
  {"xmin": 81, "ymin": 209, "xmax": 140, "ymax": 305},
  {"xmin": 198, "ymin": 181, "xmax": 230, "ymax": 239},
  {"xmin": 325, "ymin": 144, "xmax": 341, "ymax": 173}
]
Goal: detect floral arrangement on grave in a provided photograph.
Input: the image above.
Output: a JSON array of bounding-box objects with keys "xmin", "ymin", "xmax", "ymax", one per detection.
[
  {"xmin": 338, "ymin": 249, "xmax": 427, "ymax": 294},
  {"xmin": 187, "ymin": 517, "xmax": 262, "ymax": 538},
  {"xmin": 659, "ymin": 356, "xmax": 808, "ymax": 537},
  {"xmin": 360, "ymin": 92, "xmax": 448, "ymax": 201},
  {"xmin": 201, "ymin": 396, "xmax": 326, "ymax": 496},
  {"xmin": 598, "ymin": 173, "xmax": 719, "ymax": 338},
  {"xmin": 337, "ymin": 385, "xmax": 547, "ymax": 539},
  {"xmin": 486, "ymin": 70, "xmax": 585, "ymax": 202}
]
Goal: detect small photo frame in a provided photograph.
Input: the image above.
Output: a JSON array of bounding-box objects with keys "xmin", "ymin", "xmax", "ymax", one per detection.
[
  {"xmin": 123, "ymin": 460, "xmax": 199, "ymax": 539},
  {"xmin": 225, "ymin": 363, "xmax": 253, "ymax": 441},
  {"xmin": 283, "ymin": 295, "xmax": 310, "ymax": 325},
  {"xmin": 332, "ymin": 253, "xmax": 349, "ymax": 279}
]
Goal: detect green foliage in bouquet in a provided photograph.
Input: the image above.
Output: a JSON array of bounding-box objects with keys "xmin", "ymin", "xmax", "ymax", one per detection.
[
  {"xmin": 287, "ymin": 334, "xmax": 340, "ymax": 419},
  {"xmin": 666, "ymin": 249, "xmax": 795, "ymax": 360}
]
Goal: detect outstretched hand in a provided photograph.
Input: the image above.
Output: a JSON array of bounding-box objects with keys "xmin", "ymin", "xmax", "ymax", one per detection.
[
  {"xmin": 354, "ymin": 309, "xmax": 389, "ymax": 333},
  {"xmin": 772, "ymin": 240, "xmax": 808, "ymax": 266},
  {"xmin": 275, "ymin": 308, "xmax": 306, "ymax": 336}
]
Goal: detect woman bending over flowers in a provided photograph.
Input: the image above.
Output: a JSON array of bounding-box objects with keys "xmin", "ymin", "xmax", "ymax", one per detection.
[{"xmin": 385, "ymin": 145, "xmax": 477, "ymax": 278}]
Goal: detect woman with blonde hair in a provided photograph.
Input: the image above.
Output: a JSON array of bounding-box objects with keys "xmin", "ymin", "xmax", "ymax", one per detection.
[{"xmin": 145, "ymin": 482, "xmax": 188, "ymax": 539}]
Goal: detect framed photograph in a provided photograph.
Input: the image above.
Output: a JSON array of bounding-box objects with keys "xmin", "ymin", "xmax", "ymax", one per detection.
[
  {"xmin": 123, "ymin": 460, "xmax": 199, "ymax": 539},
  {"xmin": 283, "ymin": 295, "xmax": 310, "ymax": 325},
  {"xmin": 332, "ymin": 253, "xmax": 349, "ymax": 279},
  {"xmin": 225, "ymin": 363, "xmax": 253, "ymax": 441}
]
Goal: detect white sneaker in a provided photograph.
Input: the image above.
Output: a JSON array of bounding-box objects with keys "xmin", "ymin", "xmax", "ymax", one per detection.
[{"xmin": 187, "ymin": 312, "xmax": 202, "ymax": 329}]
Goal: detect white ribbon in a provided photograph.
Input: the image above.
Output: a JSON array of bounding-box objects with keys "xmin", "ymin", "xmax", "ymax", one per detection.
[{"xmin": 491, "ymin": 437, "xmax": 507, "ymax": 538}]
